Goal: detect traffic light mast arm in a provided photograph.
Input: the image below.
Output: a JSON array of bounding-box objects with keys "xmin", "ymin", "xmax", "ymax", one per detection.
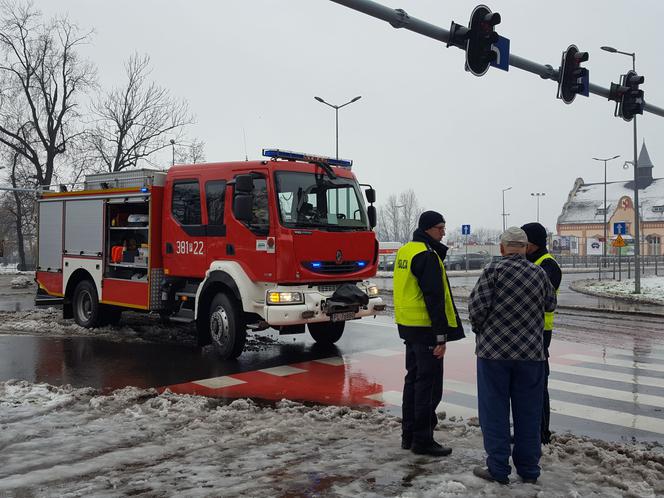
[{"xmin": 328, "ymin": 0, "xmax": 664, "ymax": 118}]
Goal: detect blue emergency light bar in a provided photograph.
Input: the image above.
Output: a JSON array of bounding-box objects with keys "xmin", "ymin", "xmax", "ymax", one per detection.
[{"xmin": 262, "ymin": 149, "xmax": 353, "ymax": 169}]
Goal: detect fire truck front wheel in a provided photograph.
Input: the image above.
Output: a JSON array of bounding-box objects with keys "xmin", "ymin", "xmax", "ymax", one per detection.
[
  {"xmin": 72, "ymin": 280, "xmax": 102, "ymax": 328},
  {"xmin": 308, "ymin": 321, "xmax": 345, "ymax": 345},
  {"xmin": 209, "ymin": 293, "xmax": 246, "ymax": 359}
]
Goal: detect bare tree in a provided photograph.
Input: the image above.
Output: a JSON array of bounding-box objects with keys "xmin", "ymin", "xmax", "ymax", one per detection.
[
  {"xmin": 174, "ymin": 138, "xmax": 206, "ymax": 164},
  {"xmin": 88, "ymin": 53, "xmax": 194, "ymax": 172},
  {"xmin": 0, "ymin": 1, "xmax": 95, "ymax": 188},
  {"xmin": 1, "ymin": 149, "xmax": 38, "ymax": 269},
  {"xmin": 376, "ymin": 189, "xmax": 422, "ymax": 243}
]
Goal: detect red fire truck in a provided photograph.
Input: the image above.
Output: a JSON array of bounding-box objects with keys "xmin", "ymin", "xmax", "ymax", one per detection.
[{"xmin": 36, "ymin": 149, "xmax": 384, "ymax": 358}]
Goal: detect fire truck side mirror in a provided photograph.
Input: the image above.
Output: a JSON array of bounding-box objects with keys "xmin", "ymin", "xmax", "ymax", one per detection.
[
  {"xmin": 365, "ymin": 188, "xmax": 376, "ymax": 204},
  {"xmin": 233, "ymin": 194, "xmax": 253, "ymax": 222},
  {"xmin": 235, "ymin": 174, "xmax": 254, "ymax": 193},
  {"xmin": 367, "ymin": 205, "xmax": 377, "ymax": 229}
]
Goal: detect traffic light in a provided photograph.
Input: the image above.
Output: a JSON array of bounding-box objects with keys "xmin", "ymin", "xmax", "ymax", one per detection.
[
  {"xmin": 622, "ymin": 71, "xmax": 644, "ymax": 121},
  {"xmin": 465, "ymin": 5, "xmax": 501, "ymax": 76},
  {"xmin": 557, "ymin": 45, "xmax": 589, "ymax": 104},
  {"xmin": 608, "ymin": 71, "xmax": 645, "ymax": 121}
]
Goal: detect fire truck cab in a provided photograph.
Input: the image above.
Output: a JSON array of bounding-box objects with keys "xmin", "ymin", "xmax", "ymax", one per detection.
[{"xmin": 36, "ymin": 149, "xmax": 384, "ymax": 359}]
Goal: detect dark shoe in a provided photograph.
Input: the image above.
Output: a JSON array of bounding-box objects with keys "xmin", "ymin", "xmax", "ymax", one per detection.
[
  {"xmin": 411, "ymin": 443, "xmax": 452, "ymax": 457},
  {"xmin": 401, "ymin": 437, "xmax": 412, "ymax": 450},
  {"xmin": 520, "ymin": 476, "xmax": 538, "ymax": 484},
  {"xmin": 473, "ymin": 466, "xmax": 509, "ymax": 485}
]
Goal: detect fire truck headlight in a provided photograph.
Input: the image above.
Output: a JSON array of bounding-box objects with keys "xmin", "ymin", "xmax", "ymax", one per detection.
[
  {"xmin": 366, "ymin": 285, "xmax": 379, "ymax": 297},
  {"xmin": 267, "ymin": 291, "xmax": 304, "ymax": 305}
]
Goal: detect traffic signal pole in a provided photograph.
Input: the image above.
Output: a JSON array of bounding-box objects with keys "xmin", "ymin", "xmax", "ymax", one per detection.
[{"xmin": 328, "ymin": 0, "xmax": 664, "ymax": 118}]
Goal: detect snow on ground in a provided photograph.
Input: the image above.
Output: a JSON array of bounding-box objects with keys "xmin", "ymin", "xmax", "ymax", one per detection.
[
  {"xmin": 0, "ymin": 264, "xmax": 19, "ymax": 274},
  {"xmin": 574, "ymin": 276, "xmax": 664, "ymax": 305},
  {"xmin": 1, "ymin": 381, "xmax": 662, "ymax": 497},
  {"xmin": 0, "ymin": 308, "xmax": 279, "ymax": 352},
  {"xmin": 9, "ymin": 275, "xmax": 33, "ymax": 289}
]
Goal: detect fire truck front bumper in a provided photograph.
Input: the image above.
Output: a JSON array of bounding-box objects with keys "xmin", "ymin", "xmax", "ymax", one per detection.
[{"xmin": 264, "ymin": 283, "xmax": 385, "ymax": 327}]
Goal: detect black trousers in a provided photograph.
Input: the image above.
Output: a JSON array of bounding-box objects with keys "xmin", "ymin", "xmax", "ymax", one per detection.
[
  {"xmin": 402, "ymin": 341, "xmax": 444, "ymax": 446},
  {"xmin": 541, "ymin": 330, "xmax": 552, "ymax": 444}
]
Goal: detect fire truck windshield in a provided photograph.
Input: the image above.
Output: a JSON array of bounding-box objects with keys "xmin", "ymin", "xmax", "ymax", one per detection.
[{"xmin": 275, "ymin": 171, "xmax": 368, "ymax": 231}]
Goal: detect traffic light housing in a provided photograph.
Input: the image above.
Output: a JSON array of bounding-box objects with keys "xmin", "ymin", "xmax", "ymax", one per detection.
[
  {"xmin": 465, "ymin": 5, "xmax": 501, "ymax": 76},
  {"xmin": 622, "ymin": 71, "xmax": 645, "ymax": 121},
  {"xmin": 608, "ymin": 71, "xmax": 645, "ymax": 121},
  {"xmin": 557, "ymin": 45, "xmax": 589, "ymax": 104}
]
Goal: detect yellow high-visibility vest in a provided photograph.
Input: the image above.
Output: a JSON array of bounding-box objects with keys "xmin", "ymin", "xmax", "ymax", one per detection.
[
  {"xmin": 534, "ymin": 252, "xmax": 558, "ymax": 331},
  {"xmin": 394, "ymin": 242, "xmax": 457, "ymax": 329}
]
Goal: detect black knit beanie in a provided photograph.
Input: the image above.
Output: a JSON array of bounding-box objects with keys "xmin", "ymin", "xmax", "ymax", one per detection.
[
  {"xmin": 418, "ymin": 211, "xmax": 446, "ymax": 231},
  {"xmin": 520, "ymin": 222, "xmax": 548, "ymax": 248}
]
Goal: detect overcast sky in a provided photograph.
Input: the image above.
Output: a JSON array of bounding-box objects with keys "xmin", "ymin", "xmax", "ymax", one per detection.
[{"xmin": 33, "ymin": 0, "xmax": 664, "ymax": 233}]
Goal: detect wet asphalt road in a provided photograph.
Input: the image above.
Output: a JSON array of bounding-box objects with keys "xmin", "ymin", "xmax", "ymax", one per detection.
[{"xmin": 1, "ymin": 271, "xmax": 664, "ymax": 443}]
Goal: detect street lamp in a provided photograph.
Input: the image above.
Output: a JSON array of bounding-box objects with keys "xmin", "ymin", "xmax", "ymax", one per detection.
[
  {"xmin": 501, "ymin": 186, "xmax": 512, "ymax": 232},
  {"xmin": 170, "ymin": 139, "xmax": 176, "ymax": 166},
  {"xmin": 314, "ymin": 95, "xmax": 362, "ymax": 159},
  {"xmin": 530, "ymin": 192, "xmax": 545, "ymax": 223},
  {"xmin": 601, "ymin": 45, "xmax": 640, "ymax": 293},
  {"xmin": 592, "ymin": 155, "xmax": 620, "ymax": 261}
]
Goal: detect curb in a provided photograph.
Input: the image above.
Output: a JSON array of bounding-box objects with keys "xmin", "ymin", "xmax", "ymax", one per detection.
[{"xmin": 378, "ymin": 288, "xmax": 664, "ymax": 319}]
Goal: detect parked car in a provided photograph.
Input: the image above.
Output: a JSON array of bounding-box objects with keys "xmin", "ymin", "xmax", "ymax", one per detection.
[
  {"xmin": 444, "ymin": 253, "xmax": 492, "ymax": 270},
  {"xmin": 378, "ymin": 254, "xmax": 397, "ymax": 272}
]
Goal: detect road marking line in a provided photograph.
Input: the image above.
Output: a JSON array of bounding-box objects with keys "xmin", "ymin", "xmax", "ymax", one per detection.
[
  {"xmin": 361, "ymin": 348, "xmax": 403, "ymax": 357},
  {"xmin": 550, "ymin": 363, "xmax": 664, "ymax": 389},
  {"xmin": 443, "ymin": 379, "xmax": 664, "ymax": 435},
  {"xmin": 548, "ymin": 378, "xmax": 664, "ymax": 409},
  {"xmin": 607, "ymin": 349, "xmax": 664, "ymax": 362},
  {"xmin": 192, "ymin": 376, "xmax": 246, "ymax": 389},
  {"xmin": 561, "ymin": 353, "xmax": 664, "ymax": 373},
  {"xmin": 364, "ymin": 390, "xmax": 477, "ymax": 420},
  {"xmin": 259, "ymin": 365, "xmax": 307, "ymax": 377},
  {"xmin": 314, "ymin": 356, "xmax": 355, "ymax": 366}
]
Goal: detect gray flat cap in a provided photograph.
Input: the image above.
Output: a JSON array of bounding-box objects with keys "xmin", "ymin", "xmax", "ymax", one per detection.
[{"xmin": 500, "ymin": 226, "xmax": 528, "ymax": 246}]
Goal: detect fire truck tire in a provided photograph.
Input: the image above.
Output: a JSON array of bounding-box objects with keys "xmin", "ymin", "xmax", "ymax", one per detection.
[
  {"xmin": 209, "ymin": 293, "xmax": 246, "ymax": 359},
  {"xmin": 308, "ymin": 321, "xmax": 345, "ymax": 345},
  {"xmin": 72, "ymin": 280, "xmax": 102, "ymax": 328}
]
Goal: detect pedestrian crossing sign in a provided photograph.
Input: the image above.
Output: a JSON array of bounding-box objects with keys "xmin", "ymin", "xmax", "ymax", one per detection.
[{"xmin": 612, "ymin": 234, "xmax": 626, "ymax": 247}]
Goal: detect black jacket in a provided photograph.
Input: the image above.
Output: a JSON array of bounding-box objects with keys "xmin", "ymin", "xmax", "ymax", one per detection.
[
  {"xmin": 397, "ymin": 228, "xmax": 465, "ymax": 345},
  {"xmin": 527, "ymin": 246, "xmax": 562, "ymax": 350},
  {"xmin": 526, "ymin": 247, "xmax": 562, "ymax": 291}
]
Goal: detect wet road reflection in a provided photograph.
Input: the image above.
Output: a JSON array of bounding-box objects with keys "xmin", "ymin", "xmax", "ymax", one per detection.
[{"xmin": 2, "ymin": 312, "xmax": 664, "ymax": 443}]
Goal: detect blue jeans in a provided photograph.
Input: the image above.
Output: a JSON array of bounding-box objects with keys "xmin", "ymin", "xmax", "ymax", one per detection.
[
  {"xmin": 402, "ymin": 342, "xmax": 444, "ymax": 446},
  {"xmin": 477, "ymin": 357, "xmax": 545, "ymax": 481}
]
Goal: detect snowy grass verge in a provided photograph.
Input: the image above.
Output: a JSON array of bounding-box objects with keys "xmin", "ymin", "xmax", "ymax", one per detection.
[
  {"xmin": 0, "ymin": 380, "xmax": 662, "ymax": 497},
  {"xmin": 571, "ymin": 277, "xmax": 664, "ymax": 305}
]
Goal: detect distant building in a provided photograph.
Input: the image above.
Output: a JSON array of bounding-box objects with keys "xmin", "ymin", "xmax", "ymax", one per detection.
[{"xmin": 557, "ymin": 142, "xmax": 663, "ymax": 256}]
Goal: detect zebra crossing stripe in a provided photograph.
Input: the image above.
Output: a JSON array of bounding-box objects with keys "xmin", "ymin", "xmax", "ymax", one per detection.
[
  {"xmin": 550, "ymin": 363, "xmax": 664, "ymax": 389},
  {"xmin": 364, "ymin": 390, "xmax": 477, "ymax": 420},
  {"xmin": 561, "ymin": 353, "xmax": 664, "ymax": 374},
  {"xmin": 444, "ymin": 379, "xmax": 664, "ymax": 435},
  {"xmin": 548, "ymin": 378, "xmax": 664, "ymax": 409}
]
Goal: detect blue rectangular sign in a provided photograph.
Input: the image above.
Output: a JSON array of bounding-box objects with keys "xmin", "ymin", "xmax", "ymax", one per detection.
[
  {"xmin": 490, "ymin": 36, "xmax": 510, "ymax": 72},
  {"xmin": 613, "ymin": 222, "xmax": 626, "ymax": 235},
  {"xmin": 462, "ymin": 224, "xmax": 471, "ymax": 235}
]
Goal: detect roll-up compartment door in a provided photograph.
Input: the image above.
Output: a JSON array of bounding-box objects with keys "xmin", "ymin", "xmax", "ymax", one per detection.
[
  {"xmin": 65, "ymin": 199, "xmax": 104, "ymax": 256},
  {"xmin": 38, "ymin": 201, "xmax": 64, "ymax": 271}
]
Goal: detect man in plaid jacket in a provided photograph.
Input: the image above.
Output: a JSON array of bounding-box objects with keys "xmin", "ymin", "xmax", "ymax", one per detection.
[{"xmin": 468, "ymin": 226, "xmax": 557, "ymax": 485}]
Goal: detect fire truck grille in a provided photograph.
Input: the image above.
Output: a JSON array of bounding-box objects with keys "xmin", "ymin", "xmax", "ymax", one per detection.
[
  {"xmin": 302, "ymin": 261, "xmax": 368, "ymax": 274},
  {"xmin": 317, "ymin": 284, "xmax": 339, "ymax": 293}
]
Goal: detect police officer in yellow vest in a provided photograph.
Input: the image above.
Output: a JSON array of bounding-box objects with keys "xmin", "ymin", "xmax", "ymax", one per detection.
[
  {"xmin": 521, "ymin": 222, "xmax": 562, "ymax": 445},
  {"xmin": 394, "ymin": 211, "xmax": 465, "ymax": 457}
]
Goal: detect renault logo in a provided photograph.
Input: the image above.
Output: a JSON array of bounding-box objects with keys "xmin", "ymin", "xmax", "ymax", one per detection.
[{"xmin": 336, "ymin": 249, "xmax": 343, "ymax": 264}]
